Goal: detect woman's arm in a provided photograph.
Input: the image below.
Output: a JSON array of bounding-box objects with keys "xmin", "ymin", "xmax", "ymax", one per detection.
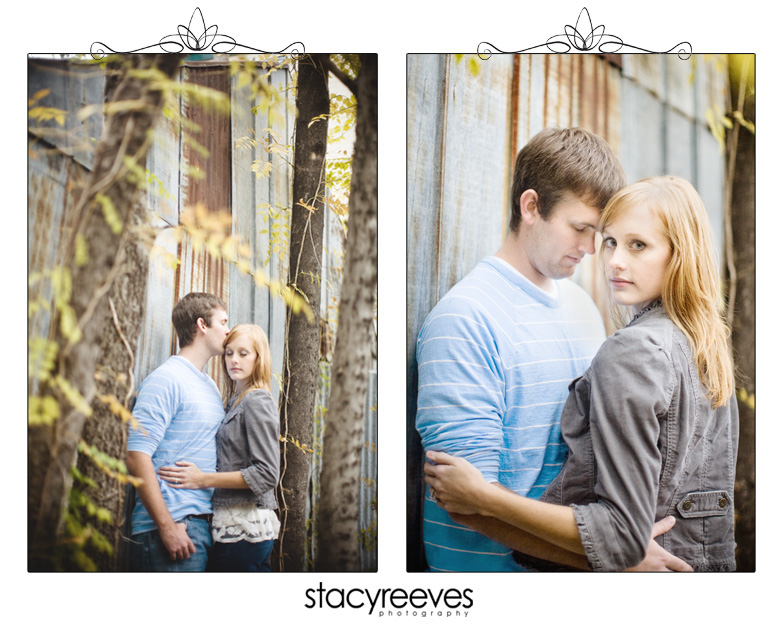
[
  {"xmin": 452, "ymin": 512, "xmax": 589, "ymax": 570},
  {"xmin": 239, "ymin": 390, "xmax": 280, "ymax": 496},
  {"xmin": 157, "ymin": 462, "xmax": 247, "ymax": 490},
  {"xmin": 425, "ymin": 451, "xmax": 693, "ymax": 571},
  {"xmin": 425, "ymin": 451, "xmax": 584, "ymax": 554}
]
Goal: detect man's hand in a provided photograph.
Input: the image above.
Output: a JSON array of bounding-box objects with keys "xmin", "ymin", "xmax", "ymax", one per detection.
[
  {"xmin": 127, "ymin": 451, "xmax": 197, "ymax": 562},
  {"xmin": 626, "ymin": 516, "xmax": 693, "ymax": 572},
  {"xmin": 159, "ymin": 521, "xmax": 197, "ymax": 561}
]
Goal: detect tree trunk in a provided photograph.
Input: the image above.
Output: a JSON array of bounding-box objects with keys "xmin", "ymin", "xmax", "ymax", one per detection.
[
  {"xmin": 28, "ymin": 54, "xmax": 182, "ymax": 571},
  {"xmin": 276, "ymin": 54, "xmax": 329, "ymax": 572},
  {"xmin": 728, "ymin": 57, "xmax": 755, "ymax": 573},
  {"xmin": 316, "ymin": 54, "xmax": 378, "ymax": 572}
]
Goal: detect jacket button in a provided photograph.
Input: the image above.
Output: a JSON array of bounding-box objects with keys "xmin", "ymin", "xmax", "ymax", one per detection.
[
  {"xmin": 718, "ymin": 497, "xmax": 728, "ymax": 508},
  {"xmin": 683, "ymin": 501, "xmax": 692, "ymax": 511}
]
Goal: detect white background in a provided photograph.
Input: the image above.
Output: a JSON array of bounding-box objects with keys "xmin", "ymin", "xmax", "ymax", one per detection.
[{"xmin": 9, "ymin": 1, "xmax": 779, "ymax": 624}]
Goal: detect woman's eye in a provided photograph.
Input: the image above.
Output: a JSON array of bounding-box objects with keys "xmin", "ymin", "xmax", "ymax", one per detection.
[
  {"xmin": 603, "ymin": 237, "xmax": 616, "ymax": 247},
  {"xmin": 631, "ymin": 241, "xmax": 645, "ymax": 251}
]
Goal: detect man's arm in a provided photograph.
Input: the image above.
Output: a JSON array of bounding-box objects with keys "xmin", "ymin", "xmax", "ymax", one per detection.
[
  {"xmin": 415, "ymin": 299, "xmax": 506, "ymax": 479},
  {"xmin": 126, "ymin": 451, "xmax": 195, "ymax": 561}
]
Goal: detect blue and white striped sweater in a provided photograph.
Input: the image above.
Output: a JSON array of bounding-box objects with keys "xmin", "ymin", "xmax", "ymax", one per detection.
[
  {"xmin": 128, "ymin": 355, "xmax": 225, "ymax": 535},
  {"xmin": 416, "ymin": 256, "xmax": 605, "ymax": 571}
]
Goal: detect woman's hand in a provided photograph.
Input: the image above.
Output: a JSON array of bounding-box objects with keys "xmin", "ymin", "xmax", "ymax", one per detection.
[
  {"xmin": 424, "ymin": 451, "xmax": 491, "ymax": 515},
  {"xmin": 157, "ymin": 461, "xmax": 206, "ymax": 490}
]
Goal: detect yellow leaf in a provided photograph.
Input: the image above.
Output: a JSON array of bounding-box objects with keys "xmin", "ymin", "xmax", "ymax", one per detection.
[{"xmin": 75, "ymin": 234, "xmax": 89, "ymax": 266}]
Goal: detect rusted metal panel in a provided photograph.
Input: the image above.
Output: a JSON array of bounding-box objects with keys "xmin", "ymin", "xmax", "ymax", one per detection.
[
  {"xmin": 229, "ymin": 68, "xmax": 258, "ymax": 332},
  {"xmin": 543, "ymin": 53, "xmax": 577, "ymax": 127},
  {"xmin": 181, "ymin": 65, "xmax": 232, "ymax": 215},
  {"xmin": 577, "ymin": 54, "xmax": 622, "ymax": 146},
  {"xmin": 172, "ymin": 65, "xmax": 233, "ymax": 385}
]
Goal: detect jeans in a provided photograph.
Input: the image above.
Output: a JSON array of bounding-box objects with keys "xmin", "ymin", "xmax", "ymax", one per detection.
[
  {"xmin": 208, "ymin": 539, "xmax": 274, "ymax": 572},
  {"xmin": 128, "ymin": 515, "xmax": 212, "ymax": 572}
]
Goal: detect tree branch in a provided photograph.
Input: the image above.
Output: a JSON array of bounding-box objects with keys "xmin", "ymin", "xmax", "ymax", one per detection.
[{"xmin": 321, "ymin": 56, "xmax": 359, "ymax": 96}]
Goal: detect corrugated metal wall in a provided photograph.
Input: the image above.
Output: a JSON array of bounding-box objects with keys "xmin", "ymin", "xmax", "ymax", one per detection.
[{"xmin": 406, "ymin": 53, "xmax": 727, "ymax": 570}]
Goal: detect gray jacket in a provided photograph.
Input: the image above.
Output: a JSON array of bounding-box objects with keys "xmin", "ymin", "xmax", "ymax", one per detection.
[
  {"xmin": 537, "ymin": 302, "xmax": 738, "ymax": 571},
  {"xmin": 213, "ymin": 389, "xmax": 279, "ymax": 510}
]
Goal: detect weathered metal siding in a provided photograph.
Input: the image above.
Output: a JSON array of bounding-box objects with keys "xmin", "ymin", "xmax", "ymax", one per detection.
[
  {"xmin": 229, "ymin": 65, "xmax": 291, "ymax": 401},
  {"xmin": 406, "ymin": 53, "xmax": 512, "ymax": 373},
  {"xmin": 137, "ymin": 62, "xmax": 292, "ymax": 390},
  {"xmin": 406, "ymin": 54, "xmax": 512, "ymax": 568},
  {"xmin": 28, "ymin": 60, "xmax": 105, "ymax": 364},
  {"xmin": 406, "ymin": 53, "xmax": 727, "ymax": 570}
]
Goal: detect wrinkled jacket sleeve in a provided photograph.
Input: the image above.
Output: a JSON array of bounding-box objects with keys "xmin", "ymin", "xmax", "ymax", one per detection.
[
  {"xmin": 572, "ymin": 328, "xmax": 672, "ymax": 571},
  {"xmin": 415, "ymin": 297, "xmax": 505, "ymax": 483},
  {"xmin": 239, "ymin": 391, "xmax": 280, "ymax": 500}
]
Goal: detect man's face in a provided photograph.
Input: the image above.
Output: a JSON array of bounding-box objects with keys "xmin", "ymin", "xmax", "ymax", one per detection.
[
  {"xmin": 203, "ymin": 308, "xmax": 230, "ymax": 356},
  {"xmin": 524, "ymin": 194, "xmax": 601, "ymax": 284}
]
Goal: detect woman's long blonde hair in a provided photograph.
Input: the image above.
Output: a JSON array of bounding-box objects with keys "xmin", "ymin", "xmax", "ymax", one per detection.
[
  {"xmin": 599, "ymin": 176, "xmax": 735, "ymax": 407},
  {"xmin": 222, "ymin": 324, "xmax": 273, "ymax": 407}
]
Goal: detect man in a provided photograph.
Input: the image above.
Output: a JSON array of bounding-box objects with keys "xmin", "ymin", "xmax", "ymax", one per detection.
[
  {"xmin": 126, "ymin": 292, "xmax": 229, "ymax": 571},
  {"xmin": 415, "ymin": 127, "xmax": 625, "ymax": 571}
]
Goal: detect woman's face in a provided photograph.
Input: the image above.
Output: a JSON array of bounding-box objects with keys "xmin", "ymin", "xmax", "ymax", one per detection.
[
  {"xmin": 224, "ymin": 333, "xmax": 257, "ymax": 389},
  {"xmin": 601, "ymin": 203, "xmax": 672, "ymax": 315}
]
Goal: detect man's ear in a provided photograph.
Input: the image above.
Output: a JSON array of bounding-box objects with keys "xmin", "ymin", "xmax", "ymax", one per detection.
[
  {"xmin": 195, "ymin": 317, "xmax": 209, "ymax": 334},
  {"xmin": 519, "ymin": 189, "xmax": 540, "ymax": 226}
]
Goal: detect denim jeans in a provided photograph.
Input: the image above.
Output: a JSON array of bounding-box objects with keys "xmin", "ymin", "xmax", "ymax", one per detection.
[
  {"xmin": 208, "ymin": 539, "xmax": 274, "ymax": 572},
  {"xmin": 128, "ymin": 515, "xmax": 212, "ymax": 572}
]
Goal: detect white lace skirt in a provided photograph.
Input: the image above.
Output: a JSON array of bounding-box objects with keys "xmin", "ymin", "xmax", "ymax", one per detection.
[{"xmin": 212, "ymin": 502, "xmax": 280, "ymax": 544}]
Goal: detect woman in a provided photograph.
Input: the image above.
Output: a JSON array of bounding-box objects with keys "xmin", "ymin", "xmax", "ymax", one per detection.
[
  {"xmin": 159, "ymin": 324, "xmax": 280, "ymax": 572},
  {"xmin": 425, "ymin": 176, "xmax": 739, "ymax": 572}
]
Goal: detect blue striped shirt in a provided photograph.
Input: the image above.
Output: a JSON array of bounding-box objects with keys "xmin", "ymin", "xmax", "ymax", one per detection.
[
  {"xmin": 128, "ymin": 355, "xmax": 225, "ymax": 535},
  {"xmin": 416, "ymin": 256, "xmax": 606, "ymax": 571}
]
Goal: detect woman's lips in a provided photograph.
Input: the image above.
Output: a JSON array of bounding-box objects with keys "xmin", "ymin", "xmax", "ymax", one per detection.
[{"xmin": 609, "ymin": 277, "xmax": 633, "ymax": 287}]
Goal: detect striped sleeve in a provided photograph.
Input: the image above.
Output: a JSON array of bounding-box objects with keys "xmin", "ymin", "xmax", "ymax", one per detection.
[
  {"xmin": 128, "ymin": 367, "xmax": 180, "ymax": 456},
  {"xmin": 416, "ymin": 294, "xmax": 506, "ymax": 483}
]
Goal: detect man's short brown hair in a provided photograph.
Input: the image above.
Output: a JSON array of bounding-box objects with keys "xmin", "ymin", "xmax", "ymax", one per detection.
[
  {"xmin": 172, "ymin": 292, "xmax": 227, "ymax": 348},
  {"xmin": 510, "ymin": 127, "xmax": 626, "ymax": 231}
]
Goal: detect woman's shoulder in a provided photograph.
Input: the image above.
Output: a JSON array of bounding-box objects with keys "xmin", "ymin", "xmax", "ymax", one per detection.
[
  {"xmin": 587, "ymin": 311, "xmax": 677, "ymax": 411},
  {"xmin": 594, "ymin": 312, "xmax": 674, "ymax": 370},
  {"xmin": 236, "ymin": 388, "xmax": 278, "ymax": 419}
]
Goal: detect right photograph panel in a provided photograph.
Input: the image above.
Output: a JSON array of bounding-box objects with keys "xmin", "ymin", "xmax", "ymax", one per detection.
[{"xmin": 406, "ymin": 53, "xmax": 755, "ymax": 573}]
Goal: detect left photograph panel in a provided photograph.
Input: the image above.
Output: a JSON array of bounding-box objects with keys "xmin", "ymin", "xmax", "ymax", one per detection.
[{"xmin": 28, "ymin": 52, "xmax": 377, "ymax": 572}]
